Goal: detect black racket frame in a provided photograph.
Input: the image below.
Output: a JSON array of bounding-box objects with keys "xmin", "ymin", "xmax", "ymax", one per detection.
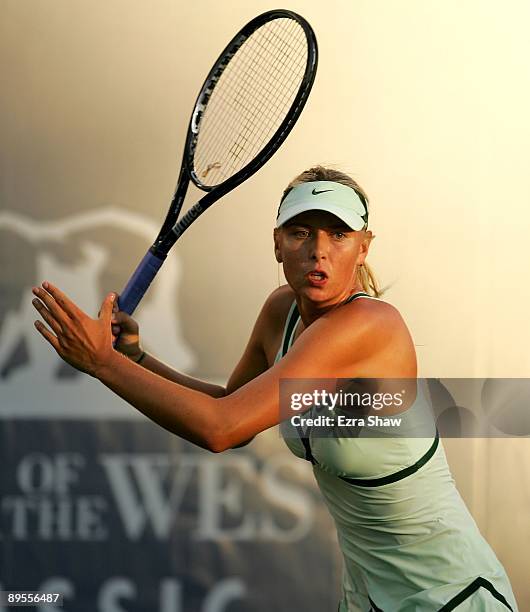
[{"xmin": 152, "ymin": 9, "xmax": 318, "ymax": 257}]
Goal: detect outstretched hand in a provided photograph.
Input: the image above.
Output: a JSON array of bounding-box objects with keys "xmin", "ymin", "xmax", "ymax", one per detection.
[{"xmin": 32, "ymin": 281, "xmax": 116, "ymax": 377}]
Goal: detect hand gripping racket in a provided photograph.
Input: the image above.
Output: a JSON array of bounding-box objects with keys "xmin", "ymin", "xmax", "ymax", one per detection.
[{"xmin": 118, "ymin": 9, "xmax": 318, "ymax": 315}]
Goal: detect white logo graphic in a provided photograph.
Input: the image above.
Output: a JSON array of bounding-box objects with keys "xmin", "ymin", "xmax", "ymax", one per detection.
[{"xmin": 0, "ymin": 209, "xmax": 196, "ymax": 418}]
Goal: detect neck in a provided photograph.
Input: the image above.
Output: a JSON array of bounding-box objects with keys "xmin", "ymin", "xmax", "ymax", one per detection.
[{"xmin": 295, "ymin": 285, "xmax": 364, "ymax": 328}]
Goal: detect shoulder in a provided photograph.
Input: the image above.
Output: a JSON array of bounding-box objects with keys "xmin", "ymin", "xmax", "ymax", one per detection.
[
  {"xmin": 224, "ymin": 287, "xmax": 294, "ymax": 393},
  {"xmin": 343, "ymin": 295, "xmax": 406, "ymax": 333},
  {"xmin": 325, "ymin": 294, "xmax": 403, "ymax": 333},
  {"xmin": 263, "ymin": 284, "xmax": 295, "ymax": 311},
  {"xmin": 258, "ymin": 284, "xmax": 295, "ymax": 328},
  {"xmin": 251, "ymin": 285, "xmax": 296, "ymax": 364},
  {"xmin": 301, "ymin": 296, "xmax": 415, "ymax": 373}
]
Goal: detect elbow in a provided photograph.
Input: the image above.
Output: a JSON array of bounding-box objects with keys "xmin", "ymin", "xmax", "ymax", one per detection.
[
  {"xmin": 203, "ymin": 421, "xmax": 232, "ymax": 453},
  {"xmin": 205, "ymin": 433, "xmax": 231, "ymax": 454},
  {"xmin": 202, "ymin": 398, "xmax": 250, "ymax": 453},
  {"xmin": 207, "ymin": 433, "xmax": 255, "ymax": 453}
]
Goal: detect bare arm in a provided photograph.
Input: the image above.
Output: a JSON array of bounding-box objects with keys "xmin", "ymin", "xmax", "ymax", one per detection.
[
  {"xmin": 110, "ymin": 306, "xmax": 227, "ymax": 397},
  {"xmin": 134, "ymin": 353, "xmax": 227, "ymax": 397},
  {"xmin": 139, "ymin": 292, "xmax": 275, "ymax": 446},
  {"xmin": 135, "ymin": 290, "xmax": 274, "ymax": 399},
  {"xmin": 95, "ymin": 299, "xmax": 392, "ymax": 452},
  {"xmin": 31, "ymin": 282, "xmax": 396, "ymax": 453},
  {"xmin": 111, "ymin": 291, "xmax": 274, "ymax": 399}
]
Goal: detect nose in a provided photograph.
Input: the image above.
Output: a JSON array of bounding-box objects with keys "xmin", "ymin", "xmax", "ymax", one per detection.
[{"xmin": 308, "ymin": 230, "xmax": 329, "ymax": 261}]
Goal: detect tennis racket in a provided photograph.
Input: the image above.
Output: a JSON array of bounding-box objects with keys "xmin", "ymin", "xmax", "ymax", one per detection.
[{"xmin": 118, "ymin": 9, "xmax": 318, "ymax": 315}]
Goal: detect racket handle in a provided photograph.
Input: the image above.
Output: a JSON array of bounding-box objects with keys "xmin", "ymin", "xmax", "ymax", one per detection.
[{"xmin": 118, "ymin": 250, "xmax": 166, "ymax": 315}]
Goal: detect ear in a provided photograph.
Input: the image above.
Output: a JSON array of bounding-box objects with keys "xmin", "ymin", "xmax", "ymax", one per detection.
[
  {"xmin": 356, "ymin": 230, "xmax": 373, "ymax": 266},
  {"xmin": 273, "ymin": 228, "xmax": 283, "ymax": 262}
]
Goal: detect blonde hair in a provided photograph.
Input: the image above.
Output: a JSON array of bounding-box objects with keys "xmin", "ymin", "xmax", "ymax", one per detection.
[{"xmin": 279, "ymin": 165, "xmax": 383, "ymax": 297}]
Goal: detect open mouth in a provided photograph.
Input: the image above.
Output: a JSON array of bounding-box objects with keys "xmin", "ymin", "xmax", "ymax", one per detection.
[{"xmin": 306, "ymin": 270, "xmax": 328, "ymax": 285}]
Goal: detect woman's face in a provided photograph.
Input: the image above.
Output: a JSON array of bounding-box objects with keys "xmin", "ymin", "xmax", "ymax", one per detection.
[{"xmin": 274, "ymin": 210, "xmax": 373, "ymax": 306}]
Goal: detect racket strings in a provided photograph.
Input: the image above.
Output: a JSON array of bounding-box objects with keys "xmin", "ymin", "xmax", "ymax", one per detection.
[
  {"xmin": 197, "ymin": 22, "xmax": 296, "ymax": 158},
  {"xmin": 248, "ymin": 25, "xmax": 307, "ymax": 138},
  {"xmin": 203, "ymin": 39, "xmax": 304, "ymax": 178},
  {"xmin": 193, "ymin": 17, "xmax": 309, "ymax": 187},
  {"xmin": 213, "ymin": 47, "xmax": 302, "ymax": 165},
  {"xmin": 214, "ymin": 20, "xmax": 306, "ymax": 166},
  {"xmin": 240, "ymin": 24, "xmax": 306, "ymax": 123},
  {"xmin": 196, "ymin": 21, "xmax": 303, "ymax": 176}
]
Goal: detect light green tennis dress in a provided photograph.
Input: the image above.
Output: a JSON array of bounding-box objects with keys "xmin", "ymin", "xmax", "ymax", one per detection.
[{"xmin": 276, "ymin": 292, "xmax": 518, "ymax": 611}]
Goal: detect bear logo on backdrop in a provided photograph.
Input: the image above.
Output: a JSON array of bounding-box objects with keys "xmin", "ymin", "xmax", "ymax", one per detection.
[{"xmin": 0, "ymin": 208, "xmax": 195, "ymax": 418}]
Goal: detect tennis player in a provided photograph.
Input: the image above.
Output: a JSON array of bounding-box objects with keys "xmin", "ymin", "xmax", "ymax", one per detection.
[{"xmin": 31, "ymin": 166, "xmax": 518, "ymax": 611}]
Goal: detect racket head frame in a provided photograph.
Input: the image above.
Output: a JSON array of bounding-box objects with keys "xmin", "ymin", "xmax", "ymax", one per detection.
[{"xmin": 153, "ymin": 9, "xmax": 318, "ymax": 255}]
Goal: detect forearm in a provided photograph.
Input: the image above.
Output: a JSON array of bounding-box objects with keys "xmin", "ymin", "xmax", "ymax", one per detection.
[
  {"xmin": 136, "ymin": 352, "xmax": 226, "ymax": 398},
  {"xmin": 97, "ymin": 351, "xmax": 223, "ymax": 451}
]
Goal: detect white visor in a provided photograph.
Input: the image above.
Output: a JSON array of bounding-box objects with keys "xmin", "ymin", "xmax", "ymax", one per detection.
[{"xmin": 276, "ymin": 181, "xmax": 368, "ymax": 230}]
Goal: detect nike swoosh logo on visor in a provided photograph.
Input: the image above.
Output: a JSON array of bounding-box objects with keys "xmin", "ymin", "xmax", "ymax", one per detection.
[{"xmin": 311, "ymin": 188, "xmax": 334, "ymax": 195}]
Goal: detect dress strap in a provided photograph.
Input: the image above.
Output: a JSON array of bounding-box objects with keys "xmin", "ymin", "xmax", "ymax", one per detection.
[
  {"xmin": 281, "ymin": 301, "xmax": 300, "ymax": 357},
  {"xmin": 282, "ymin": 291, "xmax": 373, "ymax": 465},
  {"xmin": 282, "ymin": 292, "xmax": 372, "ymax": 356}
]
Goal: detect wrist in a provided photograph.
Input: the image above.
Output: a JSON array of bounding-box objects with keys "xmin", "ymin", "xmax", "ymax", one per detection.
[
  {"xmin": 93, "ymin": 349, "xmax": 123, "ymax": 382},
  {"xmin": 132, "ymin": 350, "xmax": 147, "ymax": 364},
  {"xmin": 119, "ymin": 346, "xmax": 144, "ymax": 362}
]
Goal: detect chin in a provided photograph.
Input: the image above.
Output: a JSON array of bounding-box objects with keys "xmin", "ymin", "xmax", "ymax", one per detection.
[{"xmin": 300, "ymin": 286, "xmax": 334, "ymax": 302}]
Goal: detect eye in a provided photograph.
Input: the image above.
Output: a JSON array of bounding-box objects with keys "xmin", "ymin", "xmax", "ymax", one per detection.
[
  {"xmin": 332, "ymin": 231, "xmax": 346, "ymax": 240},
  {"xmin": 293, "ymin": 229, "xmax": 310, "ymax": 238}
]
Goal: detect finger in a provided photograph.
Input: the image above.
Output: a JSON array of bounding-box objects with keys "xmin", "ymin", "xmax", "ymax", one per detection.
[
  {"xmin": 112, "ymin": 325, "xmax": 120, "ymax": 336},
  {"xmin": 99, "ymin": 292, "xmax": 116, "ymax": 322},
  {"xmin": 112, "ymin": 311, "xmax": 130, "ymax": 324},
  {"xmin": 32, "ymin": 286, "xmax": 70, "ymax": 327},
  {"xmin": 34, "ymin": 320, "xmax": 61, "ymax": 353},
  {"xmin": 32, "ymin": 298, "xmax": 63, "ymax": 335},
  {"xmin": 40, "ymin": 281, "xmax": 86, "ymax": 321}
]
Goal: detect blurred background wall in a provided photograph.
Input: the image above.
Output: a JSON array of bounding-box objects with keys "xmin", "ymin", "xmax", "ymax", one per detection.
[{"xmin": 1, "ymin": 0, "xmax": 529, "ymax": 609}]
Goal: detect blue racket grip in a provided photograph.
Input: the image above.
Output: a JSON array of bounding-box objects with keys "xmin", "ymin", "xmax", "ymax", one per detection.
[{"xmin": 118, "ymin": 250, "xmax": 165, "ymax": 315}]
